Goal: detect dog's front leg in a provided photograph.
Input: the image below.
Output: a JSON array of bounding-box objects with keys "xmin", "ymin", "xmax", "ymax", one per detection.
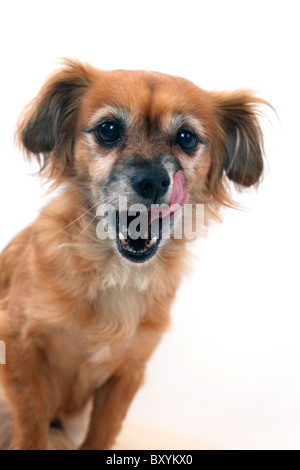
[
  {"xmin": 80, "ymin": 366, "xmax": 145, "ymax": 450},
  {"xmin": 1, "ymin": 336, "xmax": 48, "ymax": 450}
]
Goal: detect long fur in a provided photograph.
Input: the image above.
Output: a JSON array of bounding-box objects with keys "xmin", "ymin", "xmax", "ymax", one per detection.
[{"xmin": 0, "ymin": 60, "xmax": 270, "ymax": 450}]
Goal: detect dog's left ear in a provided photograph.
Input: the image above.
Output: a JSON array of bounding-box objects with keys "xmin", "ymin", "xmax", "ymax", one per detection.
[{"xmin": 208, "ymin": 90, "xmax": 268, "ymax": 191}]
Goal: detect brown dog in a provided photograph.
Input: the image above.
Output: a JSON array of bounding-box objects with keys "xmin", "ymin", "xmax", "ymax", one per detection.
[{"xmin": 0, "ymin": 59, "xmax": 267, "ymax": 450}]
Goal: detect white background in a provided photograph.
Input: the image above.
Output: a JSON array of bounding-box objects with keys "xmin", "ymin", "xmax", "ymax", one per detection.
[{"xmin": 1, "ymin": 0, "xmax": 299, "ymax": 450}]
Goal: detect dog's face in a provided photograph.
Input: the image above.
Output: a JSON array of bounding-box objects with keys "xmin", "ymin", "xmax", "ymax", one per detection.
[
  {"xmin": 76, "ymin": 70, "xmax": 214, "ymax": 262},
  {"xmin": 18, "ymin": 60, "xmax": 265, "ymax": 264}
]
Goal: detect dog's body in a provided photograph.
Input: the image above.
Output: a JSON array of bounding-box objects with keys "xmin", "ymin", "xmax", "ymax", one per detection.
[{"xmin": 0, "ymin": 60, "xmax": 267, "ymax": 450}]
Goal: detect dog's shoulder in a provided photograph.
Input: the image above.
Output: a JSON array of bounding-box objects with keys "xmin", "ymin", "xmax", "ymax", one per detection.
[{"xmin": 0, "ymin": 227, "xmax": 32, "ymax": 301}]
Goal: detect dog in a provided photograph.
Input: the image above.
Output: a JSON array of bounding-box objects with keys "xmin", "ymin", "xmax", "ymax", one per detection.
[{"xmin": 0, "ymin": 59, "xmax": 268, "ymax": 450}]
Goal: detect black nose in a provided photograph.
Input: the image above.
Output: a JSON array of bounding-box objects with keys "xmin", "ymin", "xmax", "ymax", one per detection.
[{"xmin": 131, "ymin": 168, "xmax": 171, "ymax": 201}]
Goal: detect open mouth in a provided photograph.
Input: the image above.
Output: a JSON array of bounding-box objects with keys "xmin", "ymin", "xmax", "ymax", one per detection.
[
  {"xmin": 116, "ymin": 211, "xmax": 162, "ymax": 263},
  {"xmin": 115, "ymin": 170, "xmax": 188, "ymax": 264}
]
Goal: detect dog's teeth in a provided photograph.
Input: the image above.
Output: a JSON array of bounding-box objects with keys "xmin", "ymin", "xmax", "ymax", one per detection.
[
  {"xmin": 119, "ymin": 233, "xmax": 128, "ymax": 245},
  {"xmin": 119, "ymin": 225, "xmax": 128, "ymax": 235},
  {"xmin": 146, "ymin": 236, "xmax": 157, "ymax": 248},
  {"xmin": 143, "ymin": 229, "xmax": 149, "ymax": 239}
]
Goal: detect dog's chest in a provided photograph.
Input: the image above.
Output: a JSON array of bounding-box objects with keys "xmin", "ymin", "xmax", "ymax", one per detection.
[{"xmin": 72, "ymin": 287, "xmax": 148, "ymax": 392}]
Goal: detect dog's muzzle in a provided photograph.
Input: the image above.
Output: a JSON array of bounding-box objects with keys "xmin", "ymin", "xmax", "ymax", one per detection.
[{"xmin": 116, "ymin": 170, "xmax": 187, "ymax": 264}]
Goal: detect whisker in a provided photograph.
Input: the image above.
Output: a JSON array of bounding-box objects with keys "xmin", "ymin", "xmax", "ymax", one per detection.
[
  {"xmin": 71, "ymin": 213, "xmax": 100, "ymax": 240},
  {"xmin": 58, "ymin": 202, "xmax": 99, "ymax": 234}
]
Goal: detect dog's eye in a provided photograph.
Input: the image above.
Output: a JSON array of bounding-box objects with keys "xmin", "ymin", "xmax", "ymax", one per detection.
[
  {"xmin": 95, "ymin": 121, "xmax": 122, "ymax": 145},
  {"xmin": 175, "ymin": 129, "xmax": 198, "ymax": 153}
]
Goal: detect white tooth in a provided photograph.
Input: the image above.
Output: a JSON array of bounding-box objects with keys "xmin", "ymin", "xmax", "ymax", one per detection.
[
  {"xmin": 144, "ymin": 229, "xmax": 149, "ymax": 239},
  {"xmin": 119, "ymin": 233, "xmax": 128, "ymax": 245},
  {"xmin": 146, "ymin": 236, "xmax": 157, "ymax": 248},
  {"xmin": 119, "ymin": 225, "xmax": 128, "ymax": 235}
]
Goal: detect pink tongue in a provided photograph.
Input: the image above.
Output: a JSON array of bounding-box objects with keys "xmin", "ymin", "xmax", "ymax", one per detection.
[{"xmin": 149, "ymin": 170, "xmax": 187, "ymax": 222}]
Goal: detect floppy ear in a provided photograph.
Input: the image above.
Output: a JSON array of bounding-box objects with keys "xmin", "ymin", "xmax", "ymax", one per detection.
[
  {"xmin": 208, "ymin": 90, "xmax": 268, "ymax": 191},
  {"xmin": 17, "ymin": 59, "xmax": 95, "ymax": 178}
]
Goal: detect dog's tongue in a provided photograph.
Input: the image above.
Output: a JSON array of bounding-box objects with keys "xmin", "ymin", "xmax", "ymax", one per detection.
[
  {"xmin": 149, "ymin": 170, "xmax": 187, "ymax": 222},
  {"xmin": 168, "ymin": 170, "xmax": 188, "ymax": 213}
]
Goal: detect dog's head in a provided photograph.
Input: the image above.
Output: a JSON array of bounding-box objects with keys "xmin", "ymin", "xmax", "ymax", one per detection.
[{"xmin": 17, "ymin": 59, "xmax": 267, "ymax": 264}]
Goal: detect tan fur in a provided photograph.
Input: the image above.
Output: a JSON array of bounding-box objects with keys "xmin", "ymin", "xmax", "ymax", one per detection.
[{"xmin": 0, "ymin": 59, "xmax": 269, "ymax": 450}]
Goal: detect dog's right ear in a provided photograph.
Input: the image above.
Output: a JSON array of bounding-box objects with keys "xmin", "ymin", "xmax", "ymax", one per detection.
[{"xmin": 17, "ymin": 59, "xmax": 95, "ymax": 179}]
